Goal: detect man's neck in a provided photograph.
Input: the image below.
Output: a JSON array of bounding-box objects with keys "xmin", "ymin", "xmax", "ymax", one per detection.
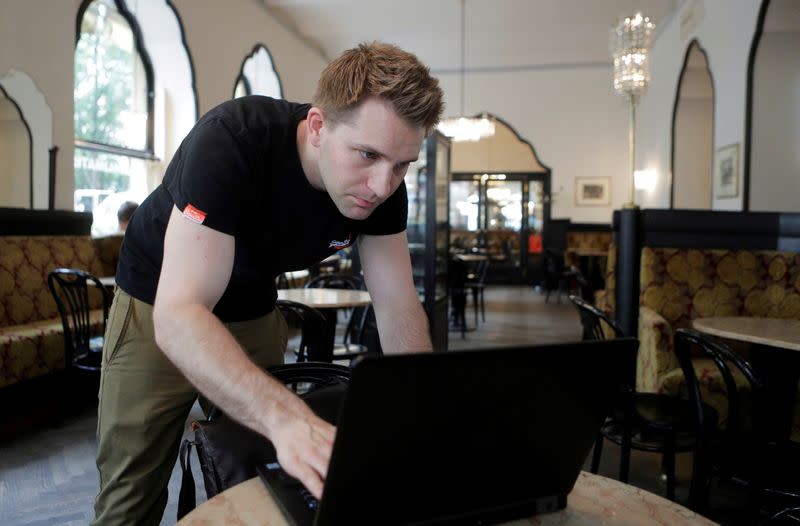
[{"xmin": 296, "ymin": 119, "xmax": 323, "ymax": 190}]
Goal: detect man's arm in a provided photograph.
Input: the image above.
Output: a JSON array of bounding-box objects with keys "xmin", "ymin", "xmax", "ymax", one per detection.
[
  {"xmin": 357, "ymin": 231, "xmax": 432, "ymax": 354},
  {"xmin": 153, "ymin": 206, "xmax": 333, "ymax": 498}
]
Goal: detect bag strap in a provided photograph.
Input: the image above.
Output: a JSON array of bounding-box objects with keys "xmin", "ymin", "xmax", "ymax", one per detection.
[{"xmin": 177, "ymin": 438, "xmax": 196, "ymax": 520}]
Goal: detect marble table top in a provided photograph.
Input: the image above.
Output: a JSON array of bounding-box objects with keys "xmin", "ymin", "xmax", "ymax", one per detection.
[
  {"xmin": 178, "ymin": 471, "xmax": 716, "ymax": 525},
  {"xmin": 277, "ymin": 287, "xmax": 372, "ymax": 309},
  {"xmin": 692, "ymin": 316, "xmax": 800, "ymax": 351}
]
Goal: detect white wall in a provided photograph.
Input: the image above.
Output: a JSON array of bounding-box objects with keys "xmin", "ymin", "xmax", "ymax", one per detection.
[
  {"xmin": 441, "ymin": 65, "xmax": 628, "ymax": 224},
  {"xmin": 0, "ymin": 0, "xmax": 326, "ymax": 210},
  {"xmin": 0, "ymin": 1, "xmax": 73, "ymax": 209},
  {"xmin": 750, "ymin": 31, "xmax": 800, "ymax": 212},
  {"xmin": 638, "ymin": 0, "xmax": 763, "ymax": 211},
  {"xmin": 173, "ymin": 0, "xmax": 325, "ymax": 114}
]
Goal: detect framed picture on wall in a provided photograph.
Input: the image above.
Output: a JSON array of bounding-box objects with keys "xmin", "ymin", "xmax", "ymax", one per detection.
[
  {"xmin": 713, "ymin": 143, "xmax": 740, "ymax": 199},
  {"xmin": 575, "ymin": 177, "xmax": 610, "ymax": 206}
]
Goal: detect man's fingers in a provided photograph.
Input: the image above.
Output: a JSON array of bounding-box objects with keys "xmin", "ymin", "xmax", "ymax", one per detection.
[{"xmin": 290, "ymin": 460, "xmax": 325, "ymax": 499}]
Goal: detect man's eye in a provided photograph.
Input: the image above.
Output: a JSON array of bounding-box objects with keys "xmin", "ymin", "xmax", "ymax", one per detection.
[{"xmin": 359, "ymin": 150, "xmax": 378, "ymax": 161}]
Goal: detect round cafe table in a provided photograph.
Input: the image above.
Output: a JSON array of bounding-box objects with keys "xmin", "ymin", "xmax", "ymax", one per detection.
[
  {"xmin": 177, "ymin": 471, "xmax": 715, "ymax": 525},
  {"xmin": 277, "ymin": 288, "xmax": 372, "ymax": 359}
]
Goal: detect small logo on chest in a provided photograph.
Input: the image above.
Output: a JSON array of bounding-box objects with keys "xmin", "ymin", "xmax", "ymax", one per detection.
[{"xmin": 328, "ymin": 234, "xmax": 352, "ymax": 249}]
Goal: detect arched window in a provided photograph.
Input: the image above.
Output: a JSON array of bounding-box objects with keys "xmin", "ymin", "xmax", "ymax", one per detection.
[
  {"xmin": 232, "ymin": 44, "xmax": 283, "ymax": 99},
  {"xmin": 74, "ymin": 0, "xmax": 154, "ymax": 236}
]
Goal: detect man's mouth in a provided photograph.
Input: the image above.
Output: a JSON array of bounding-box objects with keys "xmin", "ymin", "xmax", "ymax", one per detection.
[{"xmin": 353, "ymin": 196, "xmax": 376, "ymax": 208}]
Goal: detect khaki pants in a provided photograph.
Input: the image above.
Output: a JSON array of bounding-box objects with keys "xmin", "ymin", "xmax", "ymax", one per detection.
[{"xmin": 92, "ymin": 289, "xmax": 287, "ymax": 525}]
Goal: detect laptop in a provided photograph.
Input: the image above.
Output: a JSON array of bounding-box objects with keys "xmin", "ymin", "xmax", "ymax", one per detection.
[{"xmin": 257, "ymin": 338, "xmax": 638, "ymax": 525}]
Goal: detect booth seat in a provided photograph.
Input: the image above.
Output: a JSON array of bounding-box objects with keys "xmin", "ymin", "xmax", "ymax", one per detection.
[
  {"xmin": 0, "ymin": 234, "xmax": 121, "ymax": 389},
  {"xmin": 637, "ymin": 246, "xmax": 800, "ymax": 434}
]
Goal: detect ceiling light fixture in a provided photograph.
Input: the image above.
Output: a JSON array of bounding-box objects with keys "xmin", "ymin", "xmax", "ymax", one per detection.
[{"xmin": 437, "ymin": 0, "xmax": 495, "ymax": 142}]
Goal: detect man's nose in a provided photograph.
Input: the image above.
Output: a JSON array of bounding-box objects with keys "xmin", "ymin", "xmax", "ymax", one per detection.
[{"xmin": 368, "ymin": 167, "xmax": 393, "ymax": 200}]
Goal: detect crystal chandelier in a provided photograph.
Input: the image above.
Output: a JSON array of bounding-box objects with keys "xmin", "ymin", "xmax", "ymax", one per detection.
[
  {"xmin": 610, "ymin": 13, "xmax": 655, "ymax": 97},
  {"xmin": 610, "ymin": 12, "xmax": 655, "ymax": 207},
  {"xmin": 437, "ymin": 0, "xmax": 495, "ymax": 142}
]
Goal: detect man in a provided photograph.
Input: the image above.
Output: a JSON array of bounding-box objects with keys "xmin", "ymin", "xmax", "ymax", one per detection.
[
  {"xmin": 116, "ymin": 200, "xmax": 138, "ymax": 232},
  {"xmin": 93, "ymin": 42, "xmax": 444, "ymax": 524}
]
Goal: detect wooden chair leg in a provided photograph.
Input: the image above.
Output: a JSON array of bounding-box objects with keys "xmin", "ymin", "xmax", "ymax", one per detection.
[
  {"xmin": 471, "ymin": 287, "xmax": 479, "ymax": 326},
  {"xmin": 479, "ymin": 288, "xmax": 485, "ymax": 322}
]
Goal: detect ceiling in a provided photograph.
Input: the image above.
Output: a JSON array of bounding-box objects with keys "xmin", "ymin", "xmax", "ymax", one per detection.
[{"xmin": 259, "ymin": 0, "xmax": 679, "ymax": 73}]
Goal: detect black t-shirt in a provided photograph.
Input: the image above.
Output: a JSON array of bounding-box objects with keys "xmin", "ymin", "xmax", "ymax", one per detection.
[{"xmin": 116, "ymin": 96, "xmax": 407, "ymax": 322}]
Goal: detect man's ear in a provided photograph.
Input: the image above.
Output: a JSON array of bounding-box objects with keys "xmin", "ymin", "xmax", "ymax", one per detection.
[{"xmin": 306, "ymin": 107, "xmax": 324, "ymax": 147}]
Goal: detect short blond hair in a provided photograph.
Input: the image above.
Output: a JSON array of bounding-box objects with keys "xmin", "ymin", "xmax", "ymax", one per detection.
[{"xmin": 312, "ymin": 42, "xmax": 444, "ymax": 135}]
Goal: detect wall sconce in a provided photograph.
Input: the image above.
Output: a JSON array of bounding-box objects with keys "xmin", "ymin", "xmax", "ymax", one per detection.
[{"xmin": 634, "ymin": 169, "xmax": 656, "ymax": 192}]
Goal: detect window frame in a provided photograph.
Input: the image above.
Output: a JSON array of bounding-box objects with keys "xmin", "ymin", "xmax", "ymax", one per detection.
[{"xmin": 74, "ymin": 0, "xmax": 156, "ymax": 157}]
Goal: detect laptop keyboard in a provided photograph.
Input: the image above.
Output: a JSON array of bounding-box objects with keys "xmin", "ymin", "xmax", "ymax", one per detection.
[{"xmin": 260, "ymin": 462, "xmax": 320, "ymax": 519}]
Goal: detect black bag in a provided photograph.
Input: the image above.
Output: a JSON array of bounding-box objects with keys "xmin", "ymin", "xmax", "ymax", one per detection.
[{"xmin": 177, "ymin": 362, "xmax": 351, "ymax": 520}]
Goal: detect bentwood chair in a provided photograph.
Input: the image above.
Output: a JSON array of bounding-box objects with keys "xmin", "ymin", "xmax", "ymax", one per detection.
[
  {"xmin": 465, "ymin": 258, "xmax": 490, "ymax": 325},
  {"xmin": 544, "ymin": 249, "xmax": 585, "ymax": 303},
  {"xmin": 47, "ymin": 268, "xmax": 111, "ymax": 372},
  {"xmin": 275, "ymin": 299, "xmax": 330, "ymax": 363},
  {"xmin": 304, "ymin": 273, "xmax": 379, "ymax": 362},
  {"xmin": 569, "ymin": 295, "xmax": 709, "ymax": 502},
  {"xmin": 674, "ymin": 329, "xmax": 800, "ymax": 519}
]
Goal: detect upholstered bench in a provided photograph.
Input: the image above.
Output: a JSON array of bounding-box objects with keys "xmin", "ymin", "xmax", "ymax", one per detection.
[
  {"xmin": 0, "ymin": 234, "xmax": 120, "ymax": 389},
  {"xmin": 637, "ymin": 246, "xmax": 800, "ymax": 437}
]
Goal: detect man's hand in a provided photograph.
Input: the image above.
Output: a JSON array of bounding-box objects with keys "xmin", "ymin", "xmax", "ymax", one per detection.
[{"xmin": 269, "ymin": 406, "xmax": 336, "ymax": 499}]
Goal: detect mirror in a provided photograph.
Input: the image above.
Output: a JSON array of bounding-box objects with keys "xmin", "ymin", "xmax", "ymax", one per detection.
[
  {"xmin": 0, "ymin": 88, "xmax": 31, "ymax": 207},
  {"xmin": 671, "ymin": 40, "xmax": 713, "ymax": 209}
]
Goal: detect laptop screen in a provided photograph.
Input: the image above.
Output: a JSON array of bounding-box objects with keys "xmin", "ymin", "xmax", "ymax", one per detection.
[{"xmin": 267, "ymin": 338, "xmax": 637, "ymax": 525}]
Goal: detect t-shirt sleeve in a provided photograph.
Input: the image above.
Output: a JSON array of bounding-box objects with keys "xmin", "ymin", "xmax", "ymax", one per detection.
[
  {"xmin": 358, "ymin": 180, "xmax": 408, "ymax": 235},
  {"xmin": 165, "ymin": 118, "xmax": 250, "ymax": 236}
]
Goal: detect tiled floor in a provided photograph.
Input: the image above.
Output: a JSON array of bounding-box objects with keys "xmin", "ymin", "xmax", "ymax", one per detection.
[{"xmin": 0, "ymin": 285, "xmax": 753, "ymax": 524}]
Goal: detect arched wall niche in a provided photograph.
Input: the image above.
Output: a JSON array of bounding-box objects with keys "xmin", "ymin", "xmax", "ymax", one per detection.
[
  {"xmin": 0, "ymin": 86, "xmax": 32, "ymax": 208},
  {"xmin": 232, "ymin": 43, "xmax": 283, "ymax": 99},
  {"xmin": 746, "ymin": 0, "xmax": 800, "ymax": 212},
  {"xmin": 450, "ymin": 114, "xmax": 550, "ymax": 175},
  {"xmin": 670, "ymin": 40, "xmax": 714, "ymax": 210},
  {"xmin": 0, "ymin": 69, "xmax": 52, "ymax": 209}
]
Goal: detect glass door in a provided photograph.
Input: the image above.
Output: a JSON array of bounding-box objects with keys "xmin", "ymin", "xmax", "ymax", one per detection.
[
  {"xmin": 449, "ymin": 172, "xmax": 550, "ymax": 282},
  {"xmin": 485, "ymin": 178, "xmax": 523, "ymax": 267}
]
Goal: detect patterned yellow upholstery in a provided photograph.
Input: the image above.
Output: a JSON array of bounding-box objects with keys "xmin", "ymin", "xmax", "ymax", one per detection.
[
  {"xmin": 0, "ymin": 235, "xmax": 116, "ymax": 388},
  {"xmin": 93, "ymin": 235, "xmax": 124, "ymax": 277},
  {"xmin": 566, "ymin": 231, "xmax": 612, "ymax": 254},
  {"xmin": 637, "ymin": 247, "xmax": 800, "ymax": 437},
  {"xmin": 594, "ymin": 243, "xmax": 616, "ymax": 312}
]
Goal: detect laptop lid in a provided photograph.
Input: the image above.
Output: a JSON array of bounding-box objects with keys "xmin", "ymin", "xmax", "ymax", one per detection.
[{"xmin": 303, "ymin": 338, "xmax": 638, "ymax": 525}]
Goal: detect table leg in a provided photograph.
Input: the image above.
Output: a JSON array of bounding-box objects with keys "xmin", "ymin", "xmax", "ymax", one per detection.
[
  {"xmin": 751, "ymin": 344, "xmax": 800, "ymax": 443},
  {"xmin": 319, "ymin": 308, "xmax": 338, "ymax": 361}
]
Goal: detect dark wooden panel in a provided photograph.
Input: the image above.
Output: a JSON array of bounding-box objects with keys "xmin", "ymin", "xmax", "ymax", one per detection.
[{"xmin": 0, "ymin": 207, "xmax": 93, "ymax": 236}]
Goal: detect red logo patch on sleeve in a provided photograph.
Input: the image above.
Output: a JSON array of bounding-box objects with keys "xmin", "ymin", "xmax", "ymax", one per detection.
[{"xmin": 182, "ymin": 203, "xmax": 207, "ymax": 225}]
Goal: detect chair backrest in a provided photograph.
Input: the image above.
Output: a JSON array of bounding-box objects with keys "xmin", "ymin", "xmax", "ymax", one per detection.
[
  {"xmin": 569, "ymin": 294, "xmax": 624, "ymax": 341},
  {"xmin": 305, "ymin": 273, "xmax": 363, "ymax": 290},
  {"xmin": 471, "ymin": 258, "xmax": 490, "ymax": 284},
  {"xmin": 673, "ymin": 328, "xmax": 771, "ymax": 511},
  {"xmin": 275, "ymin": 299, "xmax": 330, "ymax": 362},
  {"xmin": 674, "ymin": 329, "xmax": 762, "ymax": 446},
  {"xmin": 47, "ymin": 268, "xmax": 110, "ymax": 367}
]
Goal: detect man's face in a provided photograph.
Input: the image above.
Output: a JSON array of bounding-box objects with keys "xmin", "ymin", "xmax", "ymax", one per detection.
[{"xmin": 315, "ymin": 96, "xmax": 425, "ymax": 221}]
